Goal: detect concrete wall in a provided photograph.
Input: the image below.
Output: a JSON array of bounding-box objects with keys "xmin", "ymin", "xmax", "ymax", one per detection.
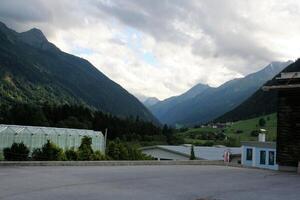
[
  {"xmin": 0, "ymin": 160, "xmax": 226, "ymax": 166},
  {"xmin": 242, "ymin": 145, "xmax": 278, "ymax": 170},
  {"xmin": 230, "ymin": 155, "xmax": 241, "ymax": 164},
  {"xmin": 142, "ymin": 148, "xmax": 189, "ymax": 160}
]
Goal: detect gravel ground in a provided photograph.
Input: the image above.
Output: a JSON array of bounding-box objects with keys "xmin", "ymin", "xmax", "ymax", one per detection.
[{"xmin": 0, "ymin": 165, "xmax": 299, "ymax": 200}]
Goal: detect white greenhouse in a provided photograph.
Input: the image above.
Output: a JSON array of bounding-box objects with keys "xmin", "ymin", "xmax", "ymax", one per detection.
[{"xmin": 0, "ymin": 124, "xmax": 106, "ymax": 153}]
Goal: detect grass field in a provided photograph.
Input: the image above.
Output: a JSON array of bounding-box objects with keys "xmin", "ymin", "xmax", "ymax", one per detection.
[
  {"xmin": 224, "ymin": 113, "xmax": 277, "ymax": 141},
  {"xmin": 176, "ymin": 113, "xmax": 277, "ymax": 146}
]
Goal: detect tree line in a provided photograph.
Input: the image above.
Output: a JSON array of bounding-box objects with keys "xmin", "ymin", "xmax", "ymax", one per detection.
[
  {"xmin": 0, "ymin": 103, "xmax": 182, "ymax": 145},
  {"xmin": 3, "ymin": 136, "xmax": 153, "ymax": 161}
]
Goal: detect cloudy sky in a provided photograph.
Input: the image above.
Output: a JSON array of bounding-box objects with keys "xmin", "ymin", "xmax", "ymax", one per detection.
[{"xmin": 0, "ymin": 0, "xmax": 300, "ymax": 100}]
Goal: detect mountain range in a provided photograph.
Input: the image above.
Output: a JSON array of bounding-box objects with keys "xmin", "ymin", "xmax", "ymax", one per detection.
[
  {"xmin": 148, "ymin": 61, "xmax": 292, "ymax": 125},
  {"xmin": 217, "ymin": 59, "xmax": 300, "ymax": 122},
  {"xmin": 0, "ymin": 21, "xmax": 158, "ymax": 123},
  {"xmin": 0, "ymin": 21, "xmax": 295, "ymax": 127}
]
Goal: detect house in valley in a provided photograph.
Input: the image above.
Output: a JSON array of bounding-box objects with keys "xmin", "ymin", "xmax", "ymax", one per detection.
[
  {"xmin": 241, "ymin": 131, "xmax": 278, "ymax": 170},
  {"xmin": 140, "ymin": 145, "xmax": 241, "ymax": 162}
]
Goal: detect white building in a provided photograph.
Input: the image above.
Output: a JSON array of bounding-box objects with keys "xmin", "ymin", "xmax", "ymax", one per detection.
[
  {"xmin": 241, "ymin": 132, "xmax": 278, "ymax": 170},
  {"xmin": 140, "ymin": 145, "xmax": 241, "ymax": 161}
]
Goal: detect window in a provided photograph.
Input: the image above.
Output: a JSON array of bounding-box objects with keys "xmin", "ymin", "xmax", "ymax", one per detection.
[
  {"xmin": 260, "ymin": 150, "xmax": 266, "ymax": 165},
  {"xmin": 246, "ymin": 148, "xmax": 253, "ymax": 161},
  {"xmin": 269, "ymin": 151, "xmax": 275, "ymax": 165}
]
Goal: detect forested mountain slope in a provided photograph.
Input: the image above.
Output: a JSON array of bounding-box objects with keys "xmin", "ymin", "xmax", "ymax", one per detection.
[
  {"xmin": 216, "ymin": 59, "xmax": 300, "ymax": 122},
  {"xmin": 0, "ymin": 21, "xmax": 158, "ymax": 123}
]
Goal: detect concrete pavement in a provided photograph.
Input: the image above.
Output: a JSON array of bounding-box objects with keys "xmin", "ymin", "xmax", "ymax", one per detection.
[{"xmin": 0, "ymin": 165, "xmax": 299, "ymax": 200}]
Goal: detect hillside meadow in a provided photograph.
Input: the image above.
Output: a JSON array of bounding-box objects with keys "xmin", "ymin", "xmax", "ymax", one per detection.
[{"xmin": 176, "ymin": 113, "xmax": 277, "ymax": 146}]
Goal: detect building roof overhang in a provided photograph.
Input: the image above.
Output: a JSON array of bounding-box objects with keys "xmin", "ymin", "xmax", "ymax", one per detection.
[
  {"xmin": 262, "ymin": 84, "xmax": 300, "ymax": 91},
  {"xmin": 139, "ymin": 146, "xmax": 192, "ymax": 159},
  {"xmin": 241, "ymin": 141, "xmax": 276, "ymax": 149},
  {"xmin": 262, "ymin": 71, "xmax": 300, "ymax": 91}
]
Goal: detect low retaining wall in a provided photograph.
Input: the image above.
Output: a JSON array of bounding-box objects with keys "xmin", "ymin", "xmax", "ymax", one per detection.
[{"xmin": 0, "ymin": 160, "xmax": 240, "ymax": 167}]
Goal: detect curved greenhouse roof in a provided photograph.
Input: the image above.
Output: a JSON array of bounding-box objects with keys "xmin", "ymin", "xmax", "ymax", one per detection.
[{"xmin": 0, "ymin": 124, "xmax": 105, "ymax": 153}]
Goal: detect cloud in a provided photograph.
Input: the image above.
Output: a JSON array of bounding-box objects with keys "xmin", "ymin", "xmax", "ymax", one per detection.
[
  {"xmin": 0, "ymin": 0, "xmax": 299, "ymax": 99},
  {"xmin": 0, "ymin": 0, "xmax": 51, "ymax": 22}
]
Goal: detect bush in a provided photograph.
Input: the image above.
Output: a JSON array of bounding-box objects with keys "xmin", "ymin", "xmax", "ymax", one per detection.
[
  {"xmin": 77, "ymin": 136, "xmax": 94, "ymax": 160},
  {"xmin": 0, "ymin": 152, "xmax": 3, "ymax": 161},
  {"xmin": 259, "ymin": 118, "xmax": 266, "ymax": 127},
  {"xmin": 106, "ymin": 139, "xmax": 153, "ymax": 160},
  {"xmin": 202, "ymin": 141, "xmax": 214, "ymax": 146},
  {"xmin": 65, "ymin": 148, "xmax": 78, "ymax": 161},
  {"xmin": 31, "ymin": 149, "xmax": 43, "ymax": 160},
  {"xmin": 32, "ymin": 140, "xmax": 64, "ymax": 161},
  {"xmin": 168, "ymin": 135, "xmax": 185, "ymax": 145},
  {"xmin": 92, "ymin": 150, "xmax": 106, "ymax": 160},
  {"xmin": 3, "ymin": 142, "xmax": 30, "ymax": 161},
  {"xmin": 106, "ymin": 139, "xmax": 124, "ymax": 160},
  {"xmin": 250, "ymin": 130, "xmax": 260, "ymax": 137},
  {"xmin": 126, "ymin": 145, "xmax": 153, "ymax": 160},
  {"xmin": 224, "ymin": 137, "xmax": 240, "ymax": 147},
  {"xmin": 66, "ymin": 137, "xmax": 106, "ymax": 161},
  {"xmin": 216, "ymin": 132, "xmax": 226, "ymax": 141},
  {"xmin": 179, "ymin": 127, "xmax": 188, "ymax": 132}
]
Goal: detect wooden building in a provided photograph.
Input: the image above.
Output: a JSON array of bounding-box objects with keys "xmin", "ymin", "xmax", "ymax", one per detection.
[{"xmin": 263, "ymin": 61, "xmax": 300, "ymax": 171}]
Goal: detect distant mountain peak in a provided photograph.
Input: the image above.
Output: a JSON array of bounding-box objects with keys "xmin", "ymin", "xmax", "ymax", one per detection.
[
  {"xmin": 19, "ymin": 28, "xmax": 48, "ymax": 47},
  {"xmin": 24, "ymin": 28, "xmax": 47, "ymax": 41},
  {"xmin": 143, "ymin": 97, "xmax": 160, "ymax": 107},
  {"xmin": 145, "ymin": 97, "xmax": 159, "ymax": 101},
  {"xmin": 189, "ymin": 83, "xmax": 210, "ymax": 91},
  {"xmin": 258, "ymin": 61, "xmax": 293, "ymax": 77},
  {"xmin": 149, "ymin": 60, "xmax": 291, "ymax": 125},
  {"xmin": 216, "ymin": 60, "xmax": 297, "ymax": 122},
  {"xmin": 0, "ymin": 21, "xmax": 58, "ymax": 52},
  {"xmin": 242, "ymin": 61, "xmax": 293, "ymax": 83},
  {"xmin": 17, "ymin": 27, "xmax": 60, "ymax": 52},
  {"xmin": 179, "ymin": 83, "xmax": 211, "ymax": 100}
]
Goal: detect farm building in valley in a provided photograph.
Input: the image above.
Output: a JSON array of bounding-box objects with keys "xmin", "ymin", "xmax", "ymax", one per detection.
[
  {"xmin": 140, "ymin": 145, "xmax": 241, "ymax": 162},
  {"xmin": 0, "ymin": 124, "xmax": 106, "ymax": 153},
  {"xmin": 263, "ymin": 64, "xmax": 300, "ymax": 171},
  {"xmin": 241, "ymin": 141, "xmax": 277, "ymax": 170}
]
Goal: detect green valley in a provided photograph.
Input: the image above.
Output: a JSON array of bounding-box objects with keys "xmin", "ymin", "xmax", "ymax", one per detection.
[{"xmin": 176, "ymin": 113, "xmax": 277, "ymax": 147}]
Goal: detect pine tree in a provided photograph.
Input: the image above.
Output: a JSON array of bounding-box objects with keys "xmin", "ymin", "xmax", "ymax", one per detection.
[
  {"xmin": 259, "ymin": 118, "xmax": 266, "ymax": 127},
  {"xmin": 78, "ymin": 136, "xmax": 94, "ymax": 160},
  {"xmin": 190, "ymin": 145, "xmax": 196, "ymax": 160}
]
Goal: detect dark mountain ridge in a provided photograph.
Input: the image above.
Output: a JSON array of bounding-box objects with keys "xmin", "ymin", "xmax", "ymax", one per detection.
[
  {"xmin": 216, "ymin": 59, "xmax": 300, "ymax": 122},
  {"xmin": 0, "ymin": 21, "xmax": 158, "ymax": 123},
  {"xmin": 149, "ymin": 83, "xmax": 211, "ymax": 122}
]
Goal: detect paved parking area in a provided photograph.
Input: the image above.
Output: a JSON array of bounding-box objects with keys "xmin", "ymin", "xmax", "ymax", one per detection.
[{"xmin": 0, "ymin": 165, "xmax": 299, "ymax": 200}]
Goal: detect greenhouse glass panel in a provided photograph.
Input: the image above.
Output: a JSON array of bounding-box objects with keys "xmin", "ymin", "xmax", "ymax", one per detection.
[
  {"xmin": 0, "ymin": 124, "xmax": 105, "ymax": 153},
  {"xmin": 21, "ymin": 128, "xmax": 34, "ymax": 147}
]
